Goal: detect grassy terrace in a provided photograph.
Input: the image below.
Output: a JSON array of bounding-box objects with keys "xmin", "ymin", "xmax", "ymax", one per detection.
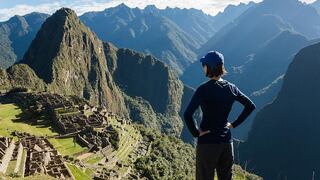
[
  {"xmin": 108, "ymin": 116, "xmax": 142, "ymax": 163},
  {"xmin": 83, "ymin": 154, "xmax": 104, "ymax": 165},
  {"xmin": 0, "ymin": 103, "xmax": 87, "ymax": 157},
  {"xmin": 67, "ymin": 163, "xmax": 92, "ymax": 180}
]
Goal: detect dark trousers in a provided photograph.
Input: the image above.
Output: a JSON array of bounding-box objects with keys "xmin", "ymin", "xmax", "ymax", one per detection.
[{"xmin": 196, "ymin": 143, "xmax": 234, "ymax": 180}]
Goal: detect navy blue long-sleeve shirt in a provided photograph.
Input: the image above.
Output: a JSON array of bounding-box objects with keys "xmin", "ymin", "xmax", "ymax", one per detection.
[{"xmin": 183, "ymin": 79, "xmax": 256, "ymax": 144}]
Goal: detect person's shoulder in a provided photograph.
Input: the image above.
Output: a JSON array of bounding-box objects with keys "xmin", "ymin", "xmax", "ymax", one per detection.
[
  {"xmin": 198, "ymin": 80, "xmax": 209, "ymax": 89},
  {"xmin": 221, "ymin": 80, "xmax": 239, "ymax": 93},
  {"xmin": 194, "ymin": 81, "xmax": 208, "ymax": 94},
  {"xmin": 224, "ymin": 80, "xmax": 234, "ymax": 86}
]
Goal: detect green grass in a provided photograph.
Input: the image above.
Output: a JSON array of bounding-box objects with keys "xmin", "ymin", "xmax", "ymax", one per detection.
[
  {"xmin": 12, "ymin": 174, "xmax": 56, "ymax": 180},
  {"xmin": 67, "ymin": 163, "xmax": 92, "ymax": 180},
  {"xmin": 0, "ymin": 104, "xmax": 87, "ymax": 157},
  {"xmin": 49, "ymin": 138, "xmax": 87, "ymax": 157},
  {"xmin": 6, "ymin": 160, "xmax": 17, "ymax": 176},
  {"xmin": 108, "ymin": 117, "xmax": 141, "ymax": 163},
  {"xmin": 18, "ymin": 149, "xmax": 26, "ymax": 176},
  {"xmin": 0, "ymin": 104, "xmax": 56, "ymax": 137},
  {"xmin": 83, "ymin": 154, "xmax": 104, "ymax": 165}
]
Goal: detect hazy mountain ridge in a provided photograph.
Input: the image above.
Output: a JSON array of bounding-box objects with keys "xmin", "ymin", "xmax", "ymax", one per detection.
[
  {"xmin": 0, "ymin": 12, "xmax": 49, "ymax": 69},
  {"xmin": 311, "ymin": 0, "xmax": 320, "ymax": 12},
  {"xmin": 80, "ymin": 4, "xmax": 206, "ymax": 74},
  {"xmin": 239, "ymin": 41, "xmax": 320, "ymax": 180},
  {"xmin": 0, "ymin": 3, "xmax": 254, "ymax": 74},
  {"xmin": 213, "ymin": 2, "xmax": 256, "ymax": 32}
]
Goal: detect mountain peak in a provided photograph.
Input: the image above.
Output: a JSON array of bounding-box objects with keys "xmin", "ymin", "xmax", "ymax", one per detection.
[
  {"xmin": 144, "ymin": 5, "xmax": 158, "ymax": 12},
  {"xmin": 7, "ymin": 15, "xmax": 29, "ymax": 32},
  {"xmin": 116, "ymin": 3, "xmax": 130, "ymax": 9},
  {"xmin": 54, "ymin": 7, "xmax": 77, "ymax": 17},
  {"xmin": 8, "ymin": 15, "xmax": 26, "ymax": 24},
  {"xmin": 21, "ymin": 8, "xmax": 127, "ymax": 112},
  {"xmin": 263, "ymin": 0, "xmax": 299, "ymax": 4},
  {"xmin": 21, "ymin": 7, "xmax": 92, "ymax": 83}
]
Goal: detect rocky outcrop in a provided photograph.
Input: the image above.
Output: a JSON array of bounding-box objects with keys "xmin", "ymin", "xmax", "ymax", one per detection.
[{"xmin": 0, "ymin": 64, "xmax": 46, "ymax": 91}]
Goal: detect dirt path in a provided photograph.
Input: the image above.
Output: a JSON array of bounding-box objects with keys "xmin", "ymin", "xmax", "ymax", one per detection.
[{"xmin": 76, "ymin": 152, "xmax": 94, "ymax": 160}]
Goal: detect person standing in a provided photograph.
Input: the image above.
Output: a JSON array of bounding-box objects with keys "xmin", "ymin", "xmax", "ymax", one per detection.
[{"xmin": 184, "ymin": 51, "xmax": 256, "ymax": 180}]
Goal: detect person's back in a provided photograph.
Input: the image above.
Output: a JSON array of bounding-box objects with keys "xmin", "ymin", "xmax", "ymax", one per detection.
[{"xmin": 184, "ymin": 51, "xmax": 255, "ymax": 180}]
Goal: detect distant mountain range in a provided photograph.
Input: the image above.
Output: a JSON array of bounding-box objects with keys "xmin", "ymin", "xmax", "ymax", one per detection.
[
  {"xmin": 213, "ymin": 2, "xmax": 255, "ymax": 31},
  {"xmin": 80, "ymin": 3, "xmax": 254, "ymax": 74},
  {"xmin": 182, "ymin": 0, "xmax": 320, "ymax": 139},
  {"xmin": 0, "ymin": 2, "xmax": 254, "ymax": 75},
  {"xmin": 0, "ymin": 13, "xmax": 49, "ymax": 69},
  {"xmin": 239, "ymin": 41, "xmax": 320, "ymax": 180},
  {"xmin": 311, "ymin": 0, "xmax": 320, "ymax": 12}
]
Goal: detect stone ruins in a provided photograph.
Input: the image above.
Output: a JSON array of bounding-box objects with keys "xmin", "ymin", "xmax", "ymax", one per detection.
[
  {"xmin": 0, "ymin": 132, "xmax": 74, "ymax": 179},
  {"xmin": 0, "ymin": 92, "xmax": 147, "ymax": 179}
]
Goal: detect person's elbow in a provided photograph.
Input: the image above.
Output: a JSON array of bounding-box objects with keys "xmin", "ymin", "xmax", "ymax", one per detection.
[{"xmin": 248, "ymin": 102, "xmax": 256, "ymax": 112}]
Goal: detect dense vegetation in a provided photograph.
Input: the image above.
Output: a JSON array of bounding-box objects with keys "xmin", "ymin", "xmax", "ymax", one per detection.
[{"xmin": 135, "ymin": 126, "xmax": 195, "ymax": 179}]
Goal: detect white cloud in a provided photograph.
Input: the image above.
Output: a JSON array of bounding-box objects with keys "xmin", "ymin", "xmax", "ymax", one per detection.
[{"xmin": 0, "ymin": 0, "xmax": 316, "ymax": 22}]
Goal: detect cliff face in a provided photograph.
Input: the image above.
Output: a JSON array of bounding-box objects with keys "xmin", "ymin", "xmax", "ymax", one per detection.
[
  {"xmin": 240, "ymin": 42, "xmax": 320, "ymax": 180},
  {"xmin": 20, "ymin": 8, "xmax": 127, "ymax": 114},
  {"xmin": 104, "ymin": 42, "xmax": 184, "ymax": 136}
]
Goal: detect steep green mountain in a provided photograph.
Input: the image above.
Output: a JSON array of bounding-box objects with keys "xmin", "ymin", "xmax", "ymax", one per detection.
[
  {"xmin": 20, "ymin": 8, "xmax": 128, "ymax": 115},
  {"xmin": 239, "ymin": 42, "xmax": 320, "ymax": 180},
  {"xmin": 80, "ymin": 4, "xmax": 205, "ymax": 75},
  {"xmin": 0, "ymin": 12, "xmax": 48, "ymax": 69},
  {"xmin": 104, "ymin": 42, "xmax": 184, "ymax": 136}
]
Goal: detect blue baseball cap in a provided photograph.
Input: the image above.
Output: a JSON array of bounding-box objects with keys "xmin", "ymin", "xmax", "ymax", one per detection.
[{"xmin": 200, "ymin": 51, "xmax": 224, "ymax": 67}]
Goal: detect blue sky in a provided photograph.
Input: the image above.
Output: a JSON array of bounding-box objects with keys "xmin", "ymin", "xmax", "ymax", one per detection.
[{"xmin": 0, "ymin": 0, "xmax": 316, "ymax": 21}]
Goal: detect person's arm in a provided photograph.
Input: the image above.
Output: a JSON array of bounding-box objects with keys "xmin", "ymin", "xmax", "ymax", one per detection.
[
  {"xmin": 231, "ymin": 85, "xmax": 256, "ymax": 128},
  {"xmin": 183, "ymin": 88, "xmax": 201, "ymax": 137}
]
